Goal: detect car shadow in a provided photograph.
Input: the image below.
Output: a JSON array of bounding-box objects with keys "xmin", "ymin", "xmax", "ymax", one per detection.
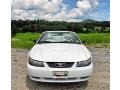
[{"xmin": 26, "ymin": 75, "xmax": 88, "ymax": 90}]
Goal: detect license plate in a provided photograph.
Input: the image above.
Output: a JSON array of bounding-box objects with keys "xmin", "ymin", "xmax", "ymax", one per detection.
[
  {"xmin": 54, "ymin": 71, "xmax": 68, "ymax": 76},
  {"xmin": 53, "ymin": 71, "xmax": 68, "ymax": 79}
]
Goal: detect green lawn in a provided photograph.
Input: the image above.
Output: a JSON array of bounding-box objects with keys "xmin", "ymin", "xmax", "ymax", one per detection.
[{"xmin": 11, "ymin": 32, "xmax": 110, "ymax": 48}]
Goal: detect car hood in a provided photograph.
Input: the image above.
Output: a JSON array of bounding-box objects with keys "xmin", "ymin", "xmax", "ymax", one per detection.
[{"xmin": 29, "ymin": 43, "xmax": 91, "ymax": 62}]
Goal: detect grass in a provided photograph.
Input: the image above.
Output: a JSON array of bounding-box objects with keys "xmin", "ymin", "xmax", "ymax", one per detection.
[
  {"xmin": 11, "ymin": 33, "xmax": 40, "ymax": 48},
  {"xmin": 11, "ymin": 32, "xmax": 110, "ymax": 48},
  {"xmin": 78, "ymin": 33, "xmax": 110, "ymax": 43}
]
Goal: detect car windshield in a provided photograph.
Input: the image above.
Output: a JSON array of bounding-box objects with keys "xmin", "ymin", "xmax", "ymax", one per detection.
[{"xmin": 38, "ymin": 32, "xmax": 81, "ymax": 44}]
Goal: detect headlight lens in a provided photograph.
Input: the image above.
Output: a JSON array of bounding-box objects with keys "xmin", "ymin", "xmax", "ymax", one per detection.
[
  {"xmin": 76, "ymin": 57, "xmax": 91, "ymax": 67},
  {"xmin": 28, "ymin": 57, "xmax": 44, "ymax": 67}
]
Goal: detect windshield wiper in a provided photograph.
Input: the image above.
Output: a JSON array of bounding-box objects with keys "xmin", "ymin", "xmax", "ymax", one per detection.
[
  {"xmin": 38, "ymin": 41, "xmax": 52, "ymax": 44},
  {"xmin": 57, "ymin": 41, "xmax": 81, "ymax": 44}
]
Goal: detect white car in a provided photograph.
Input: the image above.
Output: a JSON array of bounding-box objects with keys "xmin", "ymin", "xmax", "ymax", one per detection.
[{"xmin": 27, "ymin": 31, "xmax": 93, "ymax": 83}]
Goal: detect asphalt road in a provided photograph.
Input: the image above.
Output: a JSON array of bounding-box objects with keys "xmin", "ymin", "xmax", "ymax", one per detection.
[{"xmin": 11, "ymin": 47, "xmax": 110, "ymax": 90}]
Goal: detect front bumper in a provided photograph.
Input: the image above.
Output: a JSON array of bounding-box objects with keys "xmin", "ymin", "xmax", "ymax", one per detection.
[{"xmin": 27, "ymin": 62, "xmax": 93, "ymax": 83}]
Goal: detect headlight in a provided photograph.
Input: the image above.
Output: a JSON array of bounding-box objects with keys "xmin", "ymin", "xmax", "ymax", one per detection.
[
  {"xmin": 76, "ymin": 57, "xmax": 91, "ymax": 67},
  {"xmin": 28, "ymin": 57, "xmax": 44, "ymax": 67}
]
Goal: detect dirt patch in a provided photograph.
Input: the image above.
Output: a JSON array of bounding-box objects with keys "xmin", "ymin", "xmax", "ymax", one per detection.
[{"xmin": 11, "ymin": 47, "xmax": 110, "ymax": 90}]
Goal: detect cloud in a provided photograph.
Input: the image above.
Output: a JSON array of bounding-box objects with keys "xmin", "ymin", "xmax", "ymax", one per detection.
[{"xmin": 11, "ymin": 0, "xmax": 99, "ymax": 22}]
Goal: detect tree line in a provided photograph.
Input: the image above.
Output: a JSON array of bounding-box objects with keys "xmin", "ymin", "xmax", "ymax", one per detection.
[{"xmin": 11, "ymin": 19, "xmax": 110, "ymax": 37}]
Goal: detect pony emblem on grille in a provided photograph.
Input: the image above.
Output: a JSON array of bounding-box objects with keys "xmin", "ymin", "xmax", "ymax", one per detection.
[{"xmin": 54, "ymin": 63, "xmax": 66, "ymax": 68}]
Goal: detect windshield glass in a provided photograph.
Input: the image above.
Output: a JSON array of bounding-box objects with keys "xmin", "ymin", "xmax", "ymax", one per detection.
[{"xmin": 38, "ymin": 32, "xmax": 81, "ymax": 44}]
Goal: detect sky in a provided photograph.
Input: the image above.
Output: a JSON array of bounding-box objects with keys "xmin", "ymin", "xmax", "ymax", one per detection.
[{"xmin": 11, "ymin": 0, "xmax": 110, "ymax": 22}]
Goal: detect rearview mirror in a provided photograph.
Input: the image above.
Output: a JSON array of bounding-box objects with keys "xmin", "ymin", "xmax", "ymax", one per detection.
[
  {"xmin": 33, "ymin": 39, "xmax": 37, "ymax": 43},
  {"xmin": 82, "ymin": 40, "xmax": 86, "ymax": 44}
]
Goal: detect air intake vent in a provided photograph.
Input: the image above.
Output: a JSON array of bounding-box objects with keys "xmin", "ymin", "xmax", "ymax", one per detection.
[{"xmin": 47, "ymin": 62, "xmax": 74, "ymax": 68}]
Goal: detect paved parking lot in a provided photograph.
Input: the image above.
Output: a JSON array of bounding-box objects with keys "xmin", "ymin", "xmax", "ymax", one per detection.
[{"xmin": 11, "ymin": 47, "xmax": 110, "ymax": 90}]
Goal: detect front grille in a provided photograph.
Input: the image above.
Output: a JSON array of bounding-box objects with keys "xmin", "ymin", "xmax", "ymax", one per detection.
[{"xmin": 46, "ymin": 62, "xmax": 74, "ymax": 68}]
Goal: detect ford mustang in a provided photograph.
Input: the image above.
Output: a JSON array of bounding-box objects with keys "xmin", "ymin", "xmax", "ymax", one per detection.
[{"xmin": 27, "ymin": 31, "xmax": 93, "ymax": 83}]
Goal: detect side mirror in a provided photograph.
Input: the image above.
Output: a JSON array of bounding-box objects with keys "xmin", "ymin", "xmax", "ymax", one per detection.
[
  {"xmin": 33, "ymin": 39, "xmax": 37, "ymax": 43},
  {"xmin": 82, "ymin": 40, "xmax": 86, "ymax": 44}
]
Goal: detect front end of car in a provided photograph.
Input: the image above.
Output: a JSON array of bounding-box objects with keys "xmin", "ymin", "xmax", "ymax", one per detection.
[{"xmin": 27, "ymin": 57, "xmax": 93, "ymax": 83}]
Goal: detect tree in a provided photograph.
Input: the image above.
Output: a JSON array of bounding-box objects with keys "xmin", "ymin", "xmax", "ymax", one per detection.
[
  {"xmin": 100, "ymin": 27, "xmax": 105, "ymax": 33},
  {"xmin": 11, "ymin": 24, "xmax": 17, "ymax": 37},
  {"xmin": 11, "ymin": 20, "xmax": 110, "ymax": 33}
]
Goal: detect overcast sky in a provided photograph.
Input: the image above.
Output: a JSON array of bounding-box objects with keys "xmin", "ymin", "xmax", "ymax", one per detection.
[{"xmin": 11, "ymin": 0, "xmax": 110, "ymax": 22}]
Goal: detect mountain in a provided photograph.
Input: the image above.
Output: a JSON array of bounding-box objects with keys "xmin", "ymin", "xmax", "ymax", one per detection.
[{"xmin": 80, "ymin": 19, "xmax": 98, "ymax": 23}]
